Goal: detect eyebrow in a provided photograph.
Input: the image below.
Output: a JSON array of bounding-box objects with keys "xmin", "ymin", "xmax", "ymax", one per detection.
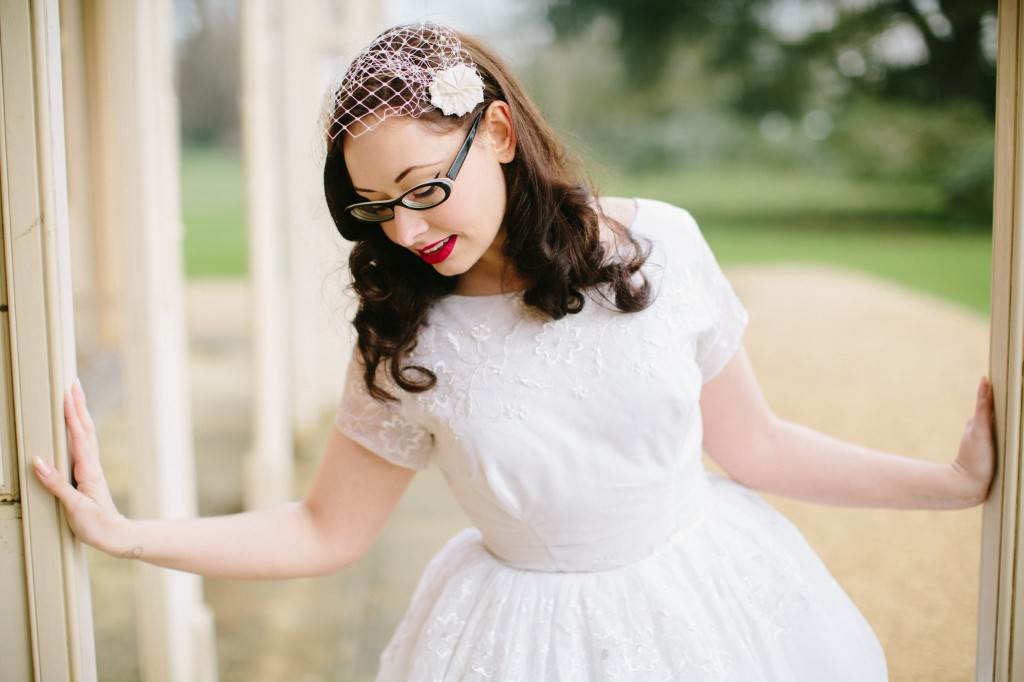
[{"xmin": 352, "ymin": 160, "xmax": 444, "ymax": 194}]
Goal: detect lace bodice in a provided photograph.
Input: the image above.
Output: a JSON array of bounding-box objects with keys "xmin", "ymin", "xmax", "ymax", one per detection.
[{"xmin": 334, "ymin": 198, "xmax": 749, "ymax": 572}]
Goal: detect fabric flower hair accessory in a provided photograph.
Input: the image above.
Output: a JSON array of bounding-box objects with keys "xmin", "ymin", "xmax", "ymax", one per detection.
[
  {"xmin": 429, "ymin": 63, "xmax": 485, "ymax": 116},
  {"xmin": 324, "ymin": 22, "xmax": 485, "ymax": 141}
]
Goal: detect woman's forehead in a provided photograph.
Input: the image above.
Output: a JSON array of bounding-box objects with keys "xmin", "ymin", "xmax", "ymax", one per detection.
[{"xmin": 343, "ymin": 116, "xmax": 456, "ymax": 188}]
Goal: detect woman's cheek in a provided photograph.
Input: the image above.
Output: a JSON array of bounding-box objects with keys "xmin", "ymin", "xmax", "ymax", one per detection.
[{"xmin": 439, "ymin": 203, "xmax": 474, "ymax": 238}]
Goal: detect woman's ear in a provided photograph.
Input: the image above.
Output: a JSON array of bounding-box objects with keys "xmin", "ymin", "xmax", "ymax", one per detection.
[{"xmin": 483, "ymin": 101, "xmax": 516, "ymax": 164}]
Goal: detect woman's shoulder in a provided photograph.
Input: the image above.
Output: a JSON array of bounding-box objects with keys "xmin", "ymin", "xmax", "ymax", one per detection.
[
  {"xmin": 596, "ymin": 195, "xmax": 639, "ymax": 228},
  {"xmin": 598, "ymin": 195, "xmax": 704, "ymax": 248},
  {"xmin": 598, "ymin": 195, "xmax": 699, "ymax": 228}
]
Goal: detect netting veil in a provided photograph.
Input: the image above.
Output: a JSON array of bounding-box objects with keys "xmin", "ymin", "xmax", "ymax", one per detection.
[{"xmin": 323, "ymin": 21, "xmax": 485, "ymax": 142}]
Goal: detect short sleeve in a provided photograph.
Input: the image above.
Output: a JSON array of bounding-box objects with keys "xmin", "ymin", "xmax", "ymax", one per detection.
[
  {"xmin": 333, "ymin": 345, "xmax": 435, "ymax": 470},
  {"xmin": 678, "ymin": 208, "xmax": 750, "ymax": 383}
]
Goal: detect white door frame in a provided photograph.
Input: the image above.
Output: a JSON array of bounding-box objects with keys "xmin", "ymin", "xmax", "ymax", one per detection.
[
  {"xmin": 978, "ymin": 0, "xmax": 1024, "ymax": 678},
  {"xmin": 0, "ymin": 0, "xmax": 96, "ymax": 679}
]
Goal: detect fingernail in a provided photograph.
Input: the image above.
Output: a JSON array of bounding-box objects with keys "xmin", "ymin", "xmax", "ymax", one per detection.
[{"xmin": 33, "ymin": 456, "xmax": 51, "ymax": 476}]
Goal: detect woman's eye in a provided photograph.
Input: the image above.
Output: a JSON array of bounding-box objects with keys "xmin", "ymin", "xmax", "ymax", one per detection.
[{"xmin": 412, "ymin": 187, "xmax": 434, "ymax": 200}]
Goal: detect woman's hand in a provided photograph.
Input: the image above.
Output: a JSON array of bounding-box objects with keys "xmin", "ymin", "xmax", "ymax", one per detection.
[
  {"xmin": 951, "ymin": 375, "xmax": 998, "ymax": 507},
  {"xmin": 33, "ymin": 379, "xmax": 128, "ymax": 555}
]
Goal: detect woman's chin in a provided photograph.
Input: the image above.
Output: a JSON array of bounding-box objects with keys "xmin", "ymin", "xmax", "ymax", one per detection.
[{"xmin": 434, "ymin": 252, "xmax": 472, "ymax": 273}]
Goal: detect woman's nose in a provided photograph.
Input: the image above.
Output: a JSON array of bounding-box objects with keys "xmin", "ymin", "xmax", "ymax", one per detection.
[{"xmin": 391, "ymin": 205, "xmax": 429, "ymax": 248}]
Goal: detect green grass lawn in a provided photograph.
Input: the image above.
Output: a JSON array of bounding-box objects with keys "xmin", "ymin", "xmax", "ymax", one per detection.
[
  {"xmin": 181, "ymin": 146, "xmax": 248, "ymax": 278},
  {"xmin": 606, "ymin": 166, "xmax": 991, "ymax": 315},
  {"xmin": 181, "ymin": 147, "xmax": 991, "ymax": 315}
]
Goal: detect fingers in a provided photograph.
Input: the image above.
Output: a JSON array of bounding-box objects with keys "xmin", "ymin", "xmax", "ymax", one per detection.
[
  {"xmin": 33, "ymin": 455, "xmax": 82, "ymax": 510},
  {"xmin": 71, "ymin": 379, "xmax": 95, "ymax": 434},
  {"xmin": 63, "ymin": 385, "xmax": 83, "ymax": 439},
  {"xmin": 34, "ymin": 380, "xmax": 110, "ymax": 516},
  {"xmin": 63, "ymin": 380, "xmax": 104, "ymax": 485},
  {"xmin": 976, "ymin": 376, "xmax": 992, "ymax": 413},
  {"xmin": 974, "ymin": 376, "xmax": 998, "ymax": 440}
]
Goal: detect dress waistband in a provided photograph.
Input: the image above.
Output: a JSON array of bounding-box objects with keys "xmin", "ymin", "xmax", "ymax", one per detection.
[{"xmin": 480, "ymin": 474, "xmax": 718, "ymax": 573}]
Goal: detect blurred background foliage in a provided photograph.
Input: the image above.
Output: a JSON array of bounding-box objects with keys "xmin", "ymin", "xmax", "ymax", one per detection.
[
  {"xmin": 534, "ymin": 0, "xmax": 995, "ymax": 221},
  {"xmin": 174, "ymin": 0, "xmax": 996, "ymax": 313}
]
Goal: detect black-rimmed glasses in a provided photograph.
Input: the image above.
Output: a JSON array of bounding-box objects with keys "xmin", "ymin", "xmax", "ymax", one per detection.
[{"xmin": 344, "ymin": 107, "xmax": 487, "ymax": 223}]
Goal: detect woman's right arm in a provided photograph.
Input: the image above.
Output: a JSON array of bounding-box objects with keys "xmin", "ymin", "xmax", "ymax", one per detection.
[{"xmin": 34, "ymin": 380, "xmax": 417, "ymax": 580}]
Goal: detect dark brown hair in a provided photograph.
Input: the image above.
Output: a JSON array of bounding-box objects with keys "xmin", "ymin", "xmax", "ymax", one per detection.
[{"xmin": 323, "ymin": 24, "xmax": 655, "ymax": 403}]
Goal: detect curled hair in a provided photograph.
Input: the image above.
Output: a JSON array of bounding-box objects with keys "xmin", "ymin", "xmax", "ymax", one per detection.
[{"xmin": 323, "ymin": 24, "xmax": 656, "ymax": 403}]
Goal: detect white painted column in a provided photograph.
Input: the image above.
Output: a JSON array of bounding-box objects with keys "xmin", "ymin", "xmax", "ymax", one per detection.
[
  {"xmin": 280, "ymin": 1, "xmax": 380, "ymax": 452},
  {"xmin": 239, "ymin": 0, "xmax": 294, "ymax": 508},
  {"xmin": 238, "ymin": 0, "xmax": 381, "ymax": 504},
  {"xmin": 88, "ymin": 0, "xmax": 218, "ymax": 680},
  {"xmin": 59, "ymin": 0, "xmax": 105, "ymax": 361},
  {"xmin": 282, "ymin": 0, "xmax": 341, "ymax": 450},
  {"xmin": 74, "ymin": 0, "xmax": 123, "ymax": 355}
]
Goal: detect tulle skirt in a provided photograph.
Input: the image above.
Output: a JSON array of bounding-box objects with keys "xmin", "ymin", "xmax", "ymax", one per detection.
[{"xmin": 374, "ymin": 472, "xmax": 888, "ymax": 681}]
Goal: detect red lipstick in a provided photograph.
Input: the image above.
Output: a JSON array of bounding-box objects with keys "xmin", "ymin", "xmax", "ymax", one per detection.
[{"xmin": 418, "ymin": 235, "xmax": 457, "ymax": 264}]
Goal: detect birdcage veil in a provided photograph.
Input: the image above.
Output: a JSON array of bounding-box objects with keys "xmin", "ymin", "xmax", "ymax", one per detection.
[{"xmin": 321, "ymin": 21, "xmax": 486, "ymax": 144}]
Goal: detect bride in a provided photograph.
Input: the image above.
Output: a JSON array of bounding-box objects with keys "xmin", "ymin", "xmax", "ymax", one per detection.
[{"xmin": 35, "ymin": 20, "xmax": 995, "ymax": 681}]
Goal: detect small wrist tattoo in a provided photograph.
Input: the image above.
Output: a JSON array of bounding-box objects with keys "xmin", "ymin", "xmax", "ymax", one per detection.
[{"xmin": 120, "ymin": 545, "xmax": 143, "ymax": 559}]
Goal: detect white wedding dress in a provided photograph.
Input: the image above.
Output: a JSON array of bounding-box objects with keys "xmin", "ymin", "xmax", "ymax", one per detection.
[{"xmin": 334, "ymin": 198, "xmax": 889, "ymax": 681}]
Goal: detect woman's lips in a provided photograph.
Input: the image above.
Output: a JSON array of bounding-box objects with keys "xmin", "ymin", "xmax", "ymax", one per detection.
[
  {"xmin": 418, "ymin": 235, "xmax": 457, "ymax": 264},
  {"xmin": 417, "ymin": 236, "xmax": 449, "ymax": 254}
]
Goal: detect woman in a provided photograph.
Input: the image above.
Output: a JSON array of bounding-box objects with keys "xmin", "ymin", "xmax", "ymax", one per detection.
[{"xmin": 36, "ymin": 21, "xmax": 995, "ymax": 681}]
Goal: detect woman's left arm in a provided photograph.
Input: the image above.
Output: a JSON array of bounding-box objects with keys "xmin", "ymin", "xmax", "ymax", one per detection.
[{"xmin": 699, "ymin": 345, "xmax": 997, "ymax": 510}]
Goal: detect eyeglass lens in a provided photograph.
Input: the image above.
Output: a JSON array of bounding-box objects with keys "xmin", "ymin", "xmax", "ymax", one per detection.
[{"xmin": 350, "ymin": 182, "xmax": 448, "ymax": 221}]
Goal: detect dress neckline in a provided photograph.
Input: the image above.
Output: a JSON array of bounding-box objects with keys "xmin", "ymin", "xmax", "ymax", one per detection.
[{"xmin": 440, "ymin": 197, "xmax": 644, "ymax": 304}]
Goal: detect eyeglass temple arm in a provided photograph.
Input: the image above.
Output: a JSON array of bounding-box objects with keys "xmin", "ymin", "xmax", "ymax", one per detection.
[{"xmin": 445, "ymin": 109, "xmax": 486, "ymax": 180}]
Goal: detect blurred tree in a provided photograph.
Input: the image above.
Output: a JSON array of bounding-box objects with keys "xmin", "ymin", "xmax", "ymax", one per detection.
[
  {"xmin": 175, "ymin": 0, "xmax": 240, "ymax": 147},
  {"xmin": 546, "ymin": 0, "xmax": 997, "ymax": 120}
]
